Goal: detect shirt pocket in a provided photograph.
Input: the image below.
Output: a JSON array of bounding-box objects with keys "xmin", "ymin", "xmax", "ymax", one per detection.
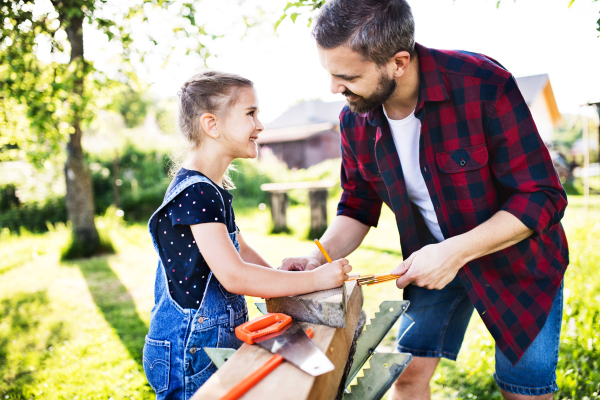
[
  {"xmin": 143, "ymin": 336, "xmax": 170, "ymax": 394},
  {"xmin": 435, "ymin": 144, "xmax": 494, "ymax": 212},
  {"xmin": 357, "ymin": 162, "xmax": 383, "ymax": 182}
]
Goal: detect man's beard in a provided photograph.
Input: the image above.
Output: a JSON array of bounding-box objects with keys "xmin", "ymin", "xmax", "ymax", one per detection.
[{"xmin": 343, "ymin": 72, "xmax": 396, "ymax": 114}]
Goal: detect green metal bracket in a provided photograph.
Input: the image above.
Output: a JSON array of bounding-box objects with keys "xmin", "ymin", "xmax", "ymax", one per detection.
[
  {"xmin": 255, "ymin": 302, "xmax": 267, "ymax": 315},
  {"xmin": 204, "ymin": 347, "xmax": 237, "ymax": 369},
  {"xmin": 346, "ymin": 300, "xmax": 409, "ymax": 387}
]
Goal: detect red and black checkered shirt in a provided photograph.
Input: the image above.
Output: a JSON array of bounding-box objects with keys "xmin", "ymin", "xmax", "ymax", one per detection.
[{"xmin": 337, "ymin": 43, "xmax": 569, "ymax": 365}]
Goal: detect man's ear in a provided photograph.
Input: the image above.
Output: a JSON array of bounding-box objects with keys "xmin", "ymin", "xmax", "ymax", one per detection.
[
  {"xmin": 199, "ymin": 113, "xmax": 219, "ymax": 139},
  {"xmin": 391, "ymin": 50, "xmax": 411, "ymax": 78}
]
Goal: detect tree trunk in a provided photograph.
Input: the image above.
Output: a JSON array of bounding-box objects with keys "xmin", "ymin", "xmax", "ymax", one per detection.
[{"xmin": 64, "ymin": 13, "xmax": 100, "ymax": 251}]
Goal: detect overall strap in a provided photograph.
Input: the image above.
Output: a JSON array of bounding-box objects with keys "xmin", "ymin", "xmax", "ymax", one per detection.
[{"xmin": 147, "ymin": 174, "xmax": 226, "ymax": 254}]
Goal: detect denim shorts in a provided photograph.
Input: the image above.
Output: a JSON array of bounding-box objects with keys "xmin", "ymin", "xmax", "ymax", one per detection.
[{"xmin": 397, "ymin": 275, "xmax": 563, "ymax": 396}]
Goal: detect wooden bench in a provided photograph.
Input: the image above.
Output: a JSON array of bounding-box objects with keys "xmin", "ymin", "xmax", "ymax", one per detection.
[{"xmin": 260, "ymin": 180, "xmax": 336, "ymax": 237}]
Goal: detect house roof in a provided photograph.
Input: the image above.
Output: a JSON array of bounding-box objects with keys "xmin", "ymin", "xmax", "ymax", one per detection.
[
  {"xmin": 515, "ymin": 74, "xmax": 549, "ymax": 105},
  {"xmin": 515, "ymin": 74, "xmax": 561, "ymax": 126},
  {"xmin": 266, "ymin": 100, "xmax": 346, "ymax": 129}
]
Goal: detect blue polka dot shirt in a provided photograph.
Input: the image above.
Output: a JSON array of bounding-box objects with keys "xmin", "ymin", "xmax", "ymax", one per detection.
[{"xmin": 156, "ymin": 168, "xmax": 236, "ymax": 309}]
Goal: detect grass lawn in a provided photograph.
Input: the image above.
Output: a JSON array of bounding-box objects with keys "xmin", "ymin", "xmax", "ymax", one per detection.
[{"xmin": 0, "ymin": 195, "xmax": 599, "ymax": 399}]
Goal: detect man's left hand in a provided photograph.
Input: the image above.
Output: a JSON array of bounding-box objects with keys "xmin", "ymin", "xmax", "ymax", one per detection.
[{"xmin": 391, "ymin": 238, "xmax": 465, "ymax": 290}]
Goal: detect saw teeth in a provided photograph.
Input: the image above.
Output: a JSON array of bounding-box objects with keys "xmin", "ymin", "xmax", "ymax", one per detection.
[{"xmin": 344, "ymin": 353, "xmax": 412, "ymax": 399}]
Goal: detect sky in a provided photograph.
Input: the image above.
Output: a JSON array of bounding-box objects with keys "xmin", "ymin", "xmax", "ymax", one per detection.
[{"xmin": 85, "ymin": 0, "xmax": 600, "ymax": 124}]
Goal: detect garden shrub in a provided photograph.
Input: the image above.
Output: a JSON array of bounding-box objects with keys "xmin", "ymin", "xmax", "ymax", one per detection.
[
  {"xmin": 88, "ymin": 143, "xmax": 171, "ymax": 220},
  {"xmin": 0, "ymin": 191, "xmax": 66, "ymax": 234},
  {"xmin": 1, "ymin": 144, "xmax": 343, "ymax": 232},
  {"xmin": 120, "ymin": 184, "xmax": 169, "ymax": 222},
  {"xmin": 0, "ymin": 184, "xmax": 20, "ymax": 211}
]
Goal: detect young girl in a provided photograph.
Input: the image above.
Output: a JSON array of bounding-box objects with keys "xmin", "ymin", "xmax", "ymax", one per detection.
[{"xmin": 143, "ymin": 71, "xmax": 351, "ymax": 399}]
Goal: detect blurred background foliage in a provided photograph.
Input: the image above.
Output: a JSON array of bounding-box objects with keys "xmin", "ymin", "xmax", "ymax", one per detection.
[{"xmin": 0, "ymin": 121, "xmax": 344, "ymax": 234}]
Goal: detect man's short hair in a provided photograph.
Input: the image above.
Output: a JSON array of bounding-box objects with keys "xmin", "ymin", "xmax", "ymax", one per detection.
[{"xmin": 312, "ymin": 0, "xmax": 415, "ymax": 66}]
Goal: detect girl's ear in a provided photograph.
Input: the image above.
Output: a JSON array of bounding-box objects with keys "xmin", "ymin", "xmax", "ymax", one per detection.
[{"xmin": 199, "ymin": 113, "xmax": 219, "ymax": 139}]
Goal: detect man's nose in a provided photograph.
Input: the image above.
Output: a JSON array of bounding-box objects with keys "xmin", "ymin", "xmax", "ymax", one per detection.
[{"xmin": 330, "ymin": 78, "xmax": 346, "ymax": 95}]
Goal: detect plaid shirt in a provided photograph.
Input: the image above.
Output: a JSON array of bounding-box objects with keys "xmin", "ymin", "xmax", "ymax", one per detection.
[{"xmin": 337, "ymin": 43, "xmax": 569, "ymax": 365}]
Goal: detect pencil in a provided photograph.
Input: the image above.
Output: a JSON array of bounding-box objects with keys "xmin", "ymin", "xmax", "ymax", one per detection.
[
  {"xmin": 353, "ymin": 273, "xmax": 402, "ymax": 286},
  {"xmin": 313, "ymin": 239, "xmax": 333, "ymax": 263},
  {"xmin": 313, "ymin": 239, "xmax": 401, "ymax": 287}
]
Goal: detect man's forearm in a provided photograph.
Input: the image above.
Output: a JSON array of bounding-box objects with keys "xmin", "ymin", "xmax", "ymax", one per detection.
[
  {"xmin": 308, "ymin": 215, "xmax": 371, "ymax": 264},
  {"xmin": 393, "ymin": 210, "xmax": 534, "ymax": 290},
  {"xmin": 452, "ymin": 210, "xmax": 533, "ymax": 265}
]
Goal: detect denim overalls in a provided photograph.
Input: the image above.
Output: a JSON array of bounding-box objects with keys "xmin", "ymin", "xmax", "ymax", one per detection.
[{"xmin": 143, "ymin": 174, "xmax": 248, "ymax": 399}]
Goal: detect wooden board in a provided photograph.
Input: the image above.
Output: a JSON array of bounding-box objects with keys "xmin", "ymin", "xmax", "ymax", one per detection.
[
  {"xmin": 266, "ymin": 281, "xmax": 356, "ymax": 328},
  {"xmin": 192, "ymin": 281, "xmax": 363, "ymax": 400}
]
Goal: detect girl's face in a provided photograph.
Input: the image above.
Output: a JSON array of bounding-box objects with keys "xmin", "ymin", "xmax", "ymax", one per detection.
[{"xmin": 220, "ymin": 87, "xmax": 263, "ymax": 159}]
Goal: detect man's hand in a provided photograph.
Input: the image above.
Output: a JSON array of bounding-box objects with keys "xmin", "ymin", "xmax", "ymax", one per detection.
[
  {"xmin": 391, "ymin": 211, "xmax": 533, "ymax": 290},
  {"xmin": 279, "ymin": 256, "xmax": 321, "ymax": 271},
  {"xmin": 391, "ymin": 239, "xmax": 465, "ymax": 290}
]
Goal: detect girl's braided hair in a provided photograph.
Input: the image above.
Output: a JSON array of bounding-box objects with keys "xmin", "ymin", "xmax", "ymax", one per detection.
[{"xmin": 173, "ymin": 70, "xmax": 254, "ymax": 189}]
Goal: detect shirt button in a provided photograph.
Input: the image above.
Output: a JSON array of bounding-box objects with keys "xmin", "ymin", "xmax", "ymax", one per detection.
[
  {"xmin": 376, "ymin": 171, "xmax": 381, "ymax": 177},
  {"xmin": 190, "ymin": 347, "xmax": 197, "ymax": 354},
  {"xmin": 459, "ymin": 159, "xmax": 466, "ymax": 167},
  {"xmin": 198, "ymin": 317, "xmax": 204, "ymax": 324},
  {"xmin": 423, "ymin": 166, "xmax": 427, "ymax": 173}
]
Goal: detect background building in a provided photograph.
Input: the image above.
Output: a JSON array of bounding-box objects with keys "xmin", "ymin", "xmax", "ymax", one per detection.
[{"xmin": 515, "ymin": 74, "xmax": 562, "ymax": 144}]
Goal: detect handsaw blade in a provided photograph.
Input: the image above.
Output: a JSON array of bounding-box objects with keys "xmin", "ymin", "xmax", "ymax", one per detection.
[
  {"xmin": 203, "ymin": 347, "xmax": 237, "ymax": 369},
  {"xmin": 254, "ymin": 320, "xmax": 334, "ymax": 376},
  {"xmin": 346, "ymin": 300, "xmax": 410, "ymax": 387},
  {"xmin": 343, "ymin": 353, "xmax": 413, "ymax": 400}
]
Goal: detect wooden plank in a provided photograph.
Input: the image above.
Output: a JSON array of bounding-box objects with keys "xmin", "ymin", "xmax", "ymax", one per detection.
[
  {"xmin": 266, "ymin": 281, "xmax": 358, "ymax": 328},
  {"xmin": 192, "ymin": 281, "xmax": 363, "ymax": 400}
]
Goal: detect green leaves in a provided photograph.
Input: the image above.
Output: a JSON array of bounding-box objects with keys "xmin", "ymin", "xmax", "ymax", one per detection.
[
  {"xmin": 1, "ymin": 0, "xmax": 217, "ymax": 167},
  {"xmin": 275, "ymin": 0, "xmax": 326, "ymax": 30}
]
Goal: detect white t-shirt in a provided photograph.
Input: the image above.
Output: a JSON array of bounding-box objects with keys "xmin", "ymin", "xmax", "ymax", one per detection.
[{"xmin": 383, "ymin": 106, "xmax": 445, "ymax": 243}]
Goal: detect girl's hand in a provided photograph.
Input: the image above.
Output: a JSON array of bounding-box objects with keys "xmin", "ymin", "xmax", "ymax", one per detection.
[{"xmin": 312, "ymin": 259, "xmax": 352, "ymax": 291}]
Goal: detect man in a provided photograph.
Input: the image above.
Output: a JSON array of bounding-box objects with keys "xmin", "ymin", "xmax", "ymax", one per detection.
[{"xmin": 280, "ymin": 0, "xmax": 569, "ymax": 399}]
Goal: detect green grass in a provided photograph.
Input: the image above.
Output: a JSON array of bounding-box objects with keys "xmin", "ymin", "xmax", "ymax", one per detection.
[{"xmin": 0, "ymin": 196, "xmax": 599, "ymax": 399}]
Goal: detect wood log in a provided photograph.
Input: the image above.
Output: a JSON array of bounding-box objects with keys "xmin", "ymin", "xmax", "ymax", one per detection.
[
  {"xmin": 308, "ymin": 189, "xmax": 328, "ymax": 239},
  {"xmin": 192, "ymin": 281, "xmax": 363, "ymax": 400},
  {"xmin": 266, "ymin": 281, "xmax": 355, "ymax": 329},
  {"xmin": 268, "ymin": 191, "xmax": 288, "ymax": 233}
]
